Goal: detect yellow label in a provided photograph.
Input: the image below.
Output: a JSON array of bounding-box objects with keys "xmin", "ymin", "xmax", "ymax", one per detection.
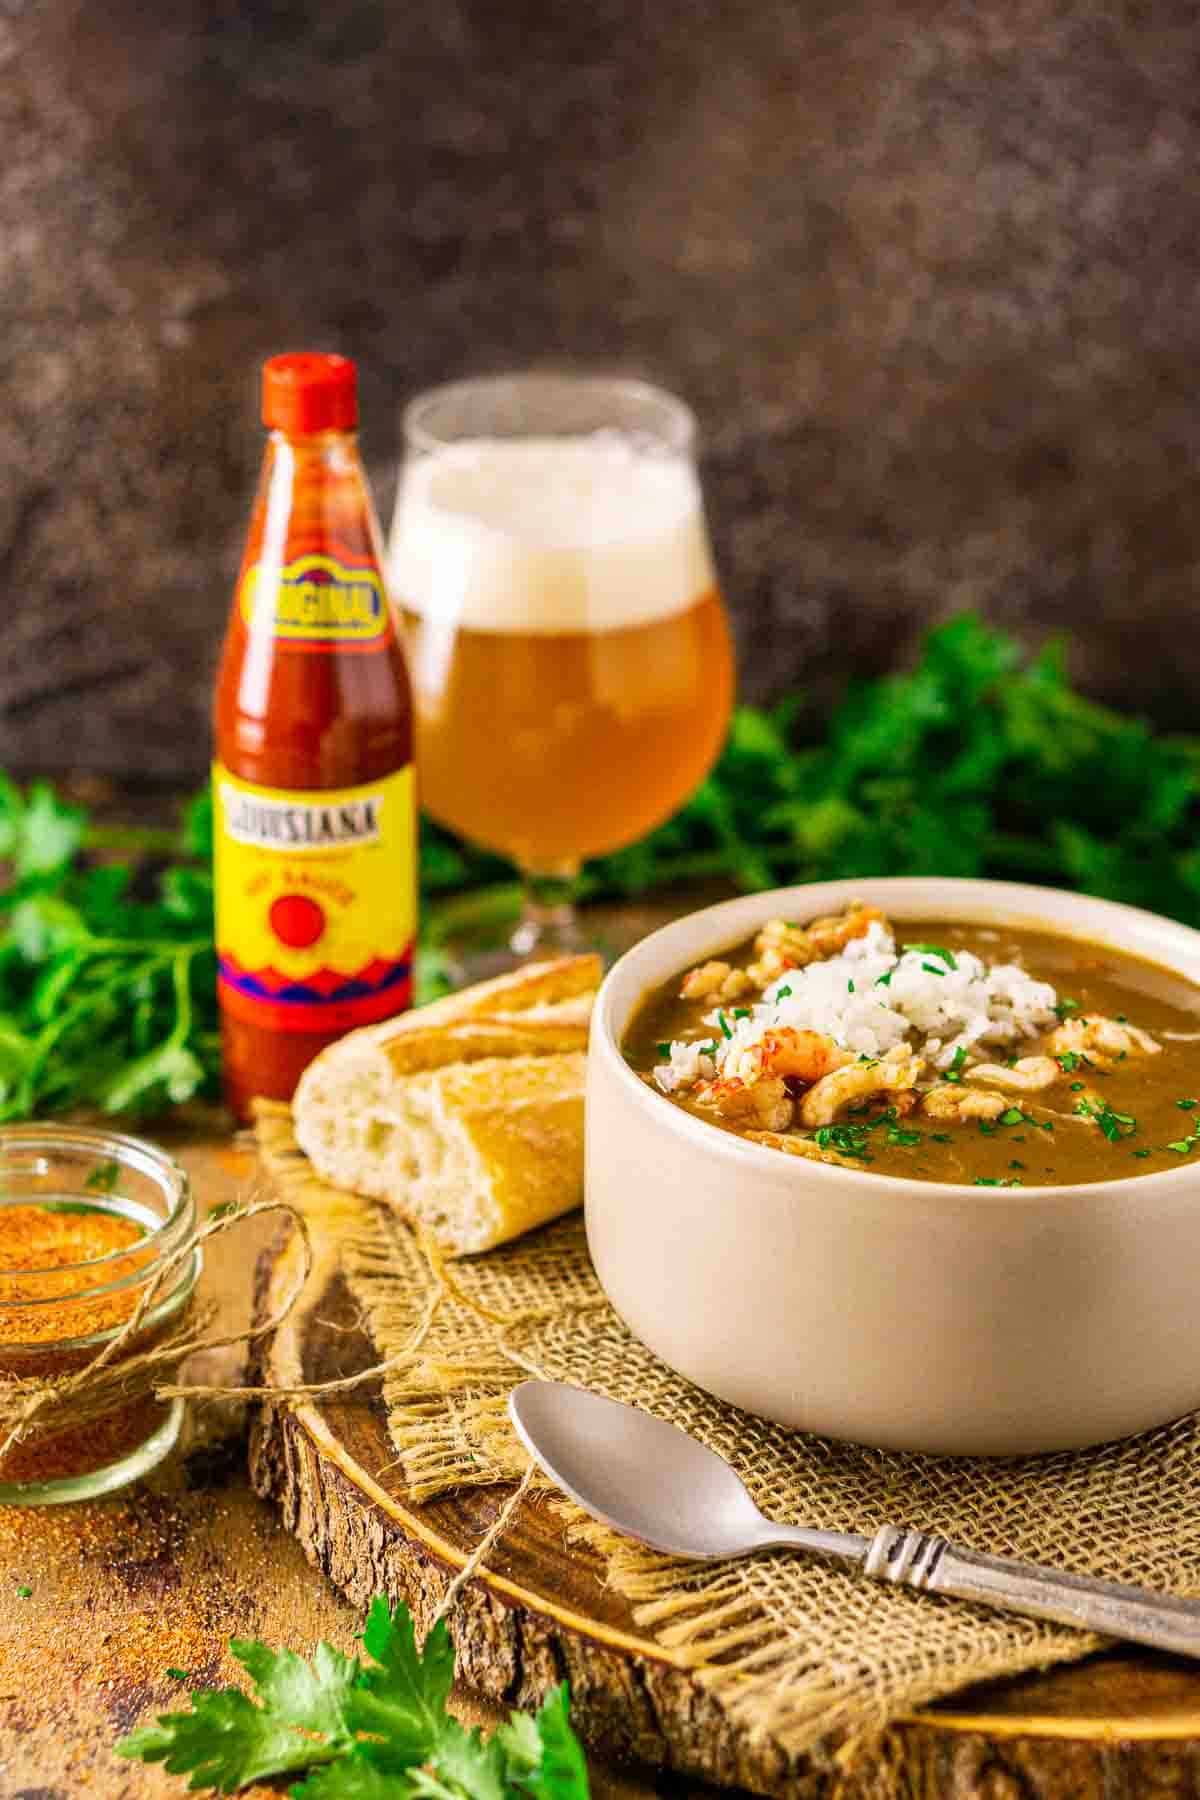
[
  {"xmin": 213, "ymin": 763, "xmax": 417, "ymax": 1032},
  {"xmin": 238, "ymin": 553, "xmax": 388, "ymax": 644}
]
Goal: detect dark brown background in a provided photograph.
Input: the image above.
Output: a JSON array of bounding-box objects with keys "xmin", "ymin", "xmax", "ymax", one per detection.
[{"xmin": 4, "ymin": 0, "xmax": 1198, "ymax": 783}]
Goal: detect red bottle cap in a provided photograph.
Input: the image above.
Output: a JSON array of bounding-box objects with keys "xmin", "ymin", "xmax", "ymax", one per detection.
[{"xmin": 262, "ymin": 352, "xmax": 358, "ymax": 433}]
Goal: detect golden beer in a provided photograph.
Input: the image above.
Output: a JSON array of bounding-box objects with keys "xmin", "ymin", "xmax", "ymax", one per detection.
[
  {"xmin": 390, "ymin": 378, "xmax": 735, "ymax": 960},
  {"xmin": 401, "ymin": 591, "xmax": 732, "ymax": 867}
]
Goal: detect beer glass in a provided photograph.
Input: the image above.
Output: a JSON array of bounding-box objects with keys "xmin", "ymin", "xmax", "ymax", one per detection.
[{"xmin": 389, "ymin": 373, "xmax": 735, "ymax": 962}]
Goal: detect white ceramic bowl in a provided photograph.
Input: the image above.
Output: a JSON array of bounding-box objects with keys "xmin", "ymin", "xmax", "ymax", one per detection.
[{"xmin": 586, "ymin": 877, "xmax": 1200, "ymax": 1456}]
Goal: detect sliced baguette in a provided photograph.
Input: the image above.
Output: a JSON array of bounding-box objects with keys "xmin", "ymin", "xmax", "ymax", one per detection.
[{"xmin": 292, "ymin": 955, "xmax": 600, "ymax": 1254}]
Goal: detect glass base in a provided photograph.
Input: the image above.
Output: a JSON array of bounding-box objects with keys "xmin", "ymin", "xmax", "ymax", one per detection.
[{"xmin": 0, "ymin": 1398, "xmax": 185, "ymax": 1507}]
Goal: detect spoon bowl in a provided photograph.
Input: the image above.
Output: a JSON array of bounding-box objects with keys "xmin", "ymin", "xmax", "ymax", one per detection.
[{"xmin": 508, "ymin": 1379, "xmax": 864, "ymax": 1560}]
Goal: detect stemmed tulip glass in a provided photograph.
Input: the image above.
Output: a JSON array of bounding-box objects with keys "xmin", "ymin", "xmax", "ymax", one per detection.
[{"xmin": 388, "ymin": 373, "xmax": 735, "ymax": 970}]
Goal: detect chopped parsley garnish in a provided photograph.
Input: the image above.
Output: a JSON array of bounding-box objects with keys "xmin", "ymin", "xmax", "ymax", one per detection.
[
  {"xmin": 1056, "ymin": 1051, "xmax": 1081, "ymax": 1072},
  {"xmin": 886, "ymin": 1126, "xmax": 923, "ymax": 1147},
  {"xmin": 875, "ymin": 970, "xmax": 893, "ymax": 988},
  {"xmin": 904, "ymin": 943, "xmax": 958, "ymax": 969},
  {"xmin": 16, "ymin": 1585, "xmax": 31, "ymax": 1598},
  {"xmin": 775, "ymin": 984, "xmax": 793, "ymax": 999},
  {"xmin": 1075, "ymin": 1097, "xmax": 1136, "ymax": 1142},
  {"xmin": 1070, "ymin": 1080, "xmax": 1084, "ymax": 1092},
  {"xmin": 1009, "ymin": 1159, "xmax": 1025, "ymax": 1170},
  {"xmin": 930, "ymin": 1132, "xmax": 952, "ymax": 1143},
  {"xmin": 655, "ymin": 1041, "xmax": 672, "ymax": 1058},
  {"xmin": 732, "ymin": 1007, "xmax": 751, "ymax": 1019},
  {"xmin": 1053, "ymin": 997, "xmax": 1080, "ymax": 1020},
  {"xmin": 1132, "ymin": 1148, "xmax": 1151, "ymax": 1158},
  {"xmin": 1117, "ymin": 1013, "xmax": 1128, "ymax": 1024},
  {"xmin": 1167, "ymin": 1139, "xmax": 1195, "ymax": 1155},
  {"xmin": 1177, "ymin": 1098, "xmax": 1198, "ymax": 1111},
  {"xmin": 847, "ymin": 979, "xmax": 855, "ymax": 993},
  {"xmin": 1040, "ymin": 1119, "xmax": 1055, "ymax": 1132},
  {"xmin": 945, "ymin": 1046, "xmax": 968, "ymax": 1083},
  {"xmin": 717, "ymin": 1011, "xmax": 732, "ymax": 1039},
  {"xmin": 975, "ymin": 1176, "xmax": 1022, "ymax": 1187},
  {"xmin": 998, "ymin": 1107, "xmax": 1025, "ymax": 1126},
  {"xmin": 921, "ymin": 961, "xmax": 946, "ymax": 977},
  {"xmin": 814, "ymin": 1123, "xmax": 874, "ymax": 1159}
]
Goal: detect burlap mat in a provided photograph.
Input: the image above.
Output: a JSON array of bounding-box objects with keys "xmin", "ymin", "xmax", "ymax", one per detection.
[{"xmin": 257, "ymin": 1106, "xmax": 1200, "ymax": 1768}]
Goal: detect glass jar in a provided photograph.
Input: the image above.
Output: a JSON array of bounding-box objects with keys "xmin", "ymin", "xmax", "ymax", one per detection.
[{"xmin": 0, "ymin": 1124, "xmax": 201, "ymax": 1504}]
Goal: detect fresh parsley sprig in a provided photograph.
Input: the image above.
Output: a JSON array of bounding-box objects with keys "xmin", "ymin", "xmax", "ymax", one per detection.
[
  {"xmin": 0, "ymin": 780, "xmax": 218, "ymax": 1118},
  {"xmin": 116, "ymin": 1596, "xmax": 589, "ymax": 1799}
]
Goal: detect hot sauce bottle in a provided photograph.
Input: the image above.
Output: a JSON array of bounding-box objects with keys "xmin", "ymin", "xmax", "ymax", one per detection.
[{"xmin": 214, "ymin": 353, "xmax": 417, "ymax": 1119}]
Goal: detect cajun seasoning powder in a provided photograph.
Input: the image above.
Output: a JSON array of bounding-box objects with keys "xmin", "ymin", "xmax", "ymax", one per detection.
[
  {"xmin": 214, "ymin": 353, "xmax": 417, "ymax": 1120},
  {"xmin": 0, "ymin": 1126, "xmax": 199, "ymax": 1505}
]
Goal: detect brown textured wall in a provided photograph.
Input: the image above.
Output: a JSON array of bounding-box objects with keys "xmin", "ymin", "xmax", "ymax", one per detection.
[{"xmin": 3, "ymin": 0, "xmax": 1199, "ymax": 781}]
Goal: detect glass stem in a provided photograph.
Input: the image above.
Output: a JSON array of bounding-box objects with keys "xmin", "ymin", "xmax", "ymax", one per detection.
[{"xmin": 510, "ymin": 862, "xmax": 585, "ymax": 959}]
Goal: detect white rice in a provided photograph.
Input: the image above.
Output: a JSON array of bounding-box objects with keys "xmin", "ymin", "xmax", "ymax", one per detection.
[{"xmin": 654, "ymin": 920, "xmax": 1059, "ymax": 1092}]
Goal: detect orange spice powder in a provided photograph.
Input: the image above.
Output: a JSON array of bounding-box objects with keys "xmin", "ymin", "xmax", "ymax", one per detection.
[{"xmin": 0, "ymin": 1204, "xmax": 171, "ymax": 1486}]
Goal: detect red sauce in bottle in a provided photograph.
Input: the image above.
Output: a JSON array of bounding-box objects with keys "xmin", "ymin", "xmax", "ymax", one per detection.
[{"xmin": 213, "ymin": 354, "xmax": 416, "ymax": 1120}]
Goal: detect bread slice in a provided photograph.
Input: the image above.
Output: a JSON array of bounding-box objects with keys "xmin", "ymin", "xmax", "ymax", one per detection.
[{"xmin": 292, "ymin": 955, "xmax": 600, "ymax": 1254}]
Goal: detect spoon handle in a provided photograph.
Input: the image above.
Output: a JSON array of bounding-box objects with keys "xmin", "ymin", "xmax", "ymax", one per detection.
[{"xmin": 864, "ymin": 1525, "xmax": 1200, "ymax": 1658}]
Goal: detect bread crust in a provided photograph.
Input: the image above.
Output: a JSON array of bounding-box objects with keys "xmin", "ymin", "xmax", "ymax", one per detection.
[{"xmin": 292, "ymin": 956, "xmax": 600, "ymax": 1254}]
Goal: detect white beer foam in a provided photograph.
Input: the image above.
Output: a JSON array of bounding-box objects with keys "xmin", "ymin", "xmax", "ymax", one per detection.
[{"xmin": 388, "ymin": 435, "xmax": 715, "ymax": 634}]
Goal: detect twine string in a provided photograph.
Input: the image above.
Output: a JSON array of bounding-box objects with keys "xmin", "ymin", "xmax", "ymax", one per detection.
[
  {"xmin": 0, "ymin": 1195, "xmax": 323, "ymax": 1461},
  {"xmin": 430, "ymin": 1461, "xmax": 537, "ymax": 1628}
]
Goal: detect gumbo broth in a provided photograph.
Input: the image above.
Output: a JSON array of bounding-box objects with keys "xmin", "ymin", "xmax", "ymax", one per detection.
[{"xmin": 624, "ymin": 912, "xmax": 1200, "ymax": 1186}]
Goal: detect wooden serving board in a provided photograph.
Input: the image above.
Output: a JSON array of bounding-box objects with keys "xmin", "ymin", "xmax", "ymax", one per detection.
[{"xmin": 249, "ymin": 1204, "xmax": 1200, "ymax": 1799}]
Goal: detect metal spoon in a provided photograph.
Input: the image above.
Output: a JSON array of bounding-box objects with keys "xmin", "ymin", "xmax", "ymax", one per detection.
[{"xmin": 509, "ymin": 1379, "xmax": 1200, "ymax": 1658}]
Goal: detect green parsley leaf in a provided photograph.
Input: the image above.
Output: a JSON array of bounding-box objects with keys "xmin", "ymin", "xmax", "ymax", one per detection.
[
  {"xmin": 16, "ymin": 1585, "xmax": 31, "ymax": 1598},
  {"xmin": 930, "ymin": 1132, "xmax": 952, "ymax": 1143},
  {"xmin": 655, "ymin": 1042, "xmax": 671, "ymax": 1059},
  {"xmin": 774, "ymin": 984, "xmax": 793, "ymax": 999},
  {"xmin": 998, "ymin": 1107, "xmax": 1025, "ymax": 1126},
  {"xmin": 1075, "ymin": 1098, "xmax": 1137, "ymax": 1142},
  {"xmin": 874, "ymin": 970, "xmax": 893, "ymax": 988},
  {"xmin": 497, "ymin": 1684, "xmax": 590, "ymax": 1800},
  {"xmin": 117, "ymin": 1679, "xmax": 352, "ymax": 1792},
  {"xmin": 1177, "ymin": 1099, "xmax": 1198, "ymax": 1111},
  {"xmin": 1053, "ymin": 998, "xmax": 1081, "ymax": 1021},
  {"xmin": 345, "ymin": 1600, "xmax": 454, "ymax": 1765},
  {"xmin": 1056, "ymin": 1051, "xmax": 1081, "ymax": 1072},
  {"xmin": 903, "ymin": 944, "xmax": 958, "ymax": 969},
  {"xmin": 847, "ymin": 979, "xmax": 855, "ymax": 993},
  {"xmin": 944, "ymin": 1046, "xmax": 968, "ymax": 1083},
  {"xmin": 813, "ymin": 1123, "xmax": 873, "ymax": 1159},
  {"xmin": 921, "ymin": 961, "xmax": 946, "ymax": 977},
  {"xmin": 118, "ymin": 1598, "xmax": 591, "ymax": 1799},
  {"xmin": 1167, "ymin": 1139, "xmax": 1195, "ymax": 1155}
]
